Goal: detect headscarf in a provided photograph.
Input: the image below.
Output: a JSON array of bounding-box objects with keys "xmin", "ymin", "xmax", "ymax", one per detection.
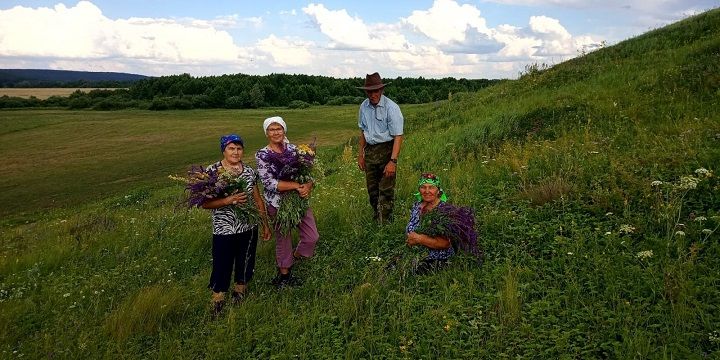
[
  {"xmin": 414, "ymin": 172, "xmax": 448, "ymax": 202},
  {"xmin": 263, "ymin": 116, "xmax": 289, "ymax": 143},
  {"xmin": 220, "ymin": 134, "xmax": 244, "ymax": 152}
]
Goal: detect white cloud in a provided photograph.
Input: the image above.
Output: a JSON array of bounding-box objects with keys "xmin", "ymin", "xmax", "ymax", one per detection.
[
  {"xmin": 0, "ymin": 1, "xmax": 251, "ymax": 65},
  {"xmin": 387, "ymin": 46, "xmax": 455, "ymax": 73},
  {"xmin": 256, "ymin": 35, "xmax": 314, "ymax": 67},
  {"xmin": 404, "ymin": 0, "xmax": 490, "ymax": 44},
  {"xmin": 302, "ymin": 3, "xmax": 411, "ymax": 51}
]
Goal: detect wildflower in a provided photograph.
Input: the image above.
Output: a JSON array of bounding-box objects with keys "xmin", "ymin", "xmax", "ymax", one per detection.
[
  {"xmin": 167, "ymin": 174, "xmax": 188, "ymax": 183},
  {"xmin": 675, "ymin": 231, "xmax": 686, "ymax": 236},
  {"xmin": 364, "ymin": 256, "xmax": 383, "ymax": 262},
  {"xmin": 619, "ymin": 224, "xmax": 635, "ymax": 235},
  {"xmin": 651, "ymin": 180, "xmax": 663, "ymax": 187},
  {"xmin": 693, "ymin": 216, "xmax": 707, "ymax": 222},
  {"xmin": 677, "ymin": 176, "xmax": 700, "ymax": 190},
  {"xmin": 694, "ymin": 168, "xmax": 712, "ymax": 178},
  {"xmin": 702, "ymin": 229, "xmax": 713, "ymax": 235},
  {"xmin": 710, "ymin": 330, "xmax": 720, "ymax": 344},
  {"xmin": 636, "ymin": 250, "xmax": 653, "ymax": 259},
  {"xmin": 604, "ymin": 231, "xmax": 612, "ymax": 235},
  {"xmin": 589, "ymin": 151, "xmax": 599, "ymax": 154},
  {"xmin": 444, "ymin": 323, "xmax": 451, "ymax": 332},
  {"xmin": 567, "ymin": 252, "xmax": 574, "ymax": 255},
  {"xmin": 63, "ymin": 293, "xmax": 70, "ymax": 298}
]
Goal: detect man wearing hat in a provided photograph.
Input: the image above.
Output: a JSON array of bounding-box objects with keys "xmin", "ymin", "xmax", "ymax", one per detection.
[{"xmin": 356, "ymin": 72, "xmax": 404, "ymax": 223}]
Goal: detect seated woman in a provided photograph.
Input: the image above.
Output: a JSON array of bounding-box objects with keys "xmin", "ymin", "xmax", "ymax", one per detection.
[{"xmin": 405, "ymin": 172, "xmax": 480, "ymax": 275}]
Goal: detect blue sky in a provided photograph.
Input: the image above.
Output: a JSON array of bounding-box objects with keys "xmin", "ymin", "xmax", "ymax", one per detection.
[{"xmin": 0, "ymin": 1, "xmax": 716, "ymax": 79}]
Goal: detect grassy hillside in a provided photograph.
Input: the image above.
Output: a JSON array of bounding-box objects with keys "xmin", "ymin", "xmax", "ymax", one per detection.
[{"xmin": 1, "ymin": 9, "xmax": 719, "ymax": 358}]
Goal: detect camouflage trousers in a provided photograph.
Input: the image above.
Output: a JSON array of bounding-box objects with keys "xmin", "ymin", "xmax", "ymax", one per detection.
[{"xmin": 364, "ymin": 141, "xmax": 396, "ymax": 222}]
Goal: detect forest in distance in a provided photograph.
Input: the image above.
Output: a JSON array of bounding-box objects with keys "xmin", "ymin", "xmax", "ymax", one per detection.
[{"xmin": 0, "ymin": 72, "xmax": 502, "ymax": 110}]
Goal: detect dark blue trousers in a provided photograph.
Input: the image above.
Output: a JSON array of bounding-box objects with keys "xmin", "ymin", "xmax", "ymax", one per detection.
[{"xmin": 208, "ymin": 227, "xmax": 258, "ymax": 293}]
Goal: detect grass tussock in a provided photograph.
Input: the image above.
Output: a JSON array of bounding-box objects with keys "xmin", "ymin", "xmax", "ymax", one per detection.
[
  {"xmin": 105, "ymin": 284, "xmax": 186, "ymax": 341},
  {"xmin": 518, "ymin": 175, "xmax": 574, "ymax": 206}
]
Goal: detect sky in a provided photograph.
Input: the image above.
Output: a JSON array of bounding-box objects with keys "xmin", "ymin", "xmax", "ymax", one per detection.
[{"xmin": 0, "ymin": 1, "xmax": 716, "ymax": 79}]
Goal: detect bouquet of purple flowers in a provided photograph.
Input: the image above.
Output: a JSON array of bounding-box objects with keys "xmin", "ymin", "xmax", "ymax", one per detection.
[
  {"xmin": 256, "ymin": 143, "xmax": 315, "ymax": 235},
  {"xmin": 415, "ymin": 202, "xmax": 483, "ymax": 261},
  {"xmin": 172, "ymin": 165, "xmax": 260, "ymax": 225}
]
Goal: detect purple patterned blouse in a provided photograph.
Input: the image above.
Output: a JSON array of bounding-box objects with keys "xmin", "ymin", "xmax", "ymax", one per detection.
[
  {"xmin": 406, "ymin": 202, "xmax": 455, "ymax": 260},
  {"xmin": 255, "ymin": 143, "xmax": 297, "ymax": 209}
]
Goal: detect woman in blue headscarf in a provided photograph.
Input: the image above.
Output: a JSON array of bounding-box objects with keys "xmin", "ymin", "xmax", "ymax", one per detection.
[{"xmin": 201, "ymin": 134, "xmax": 271, "ymax": 316}]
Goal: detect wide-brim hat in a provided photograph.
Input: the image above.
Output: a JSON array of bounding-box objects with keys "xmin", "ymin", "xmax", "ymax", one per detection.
[{"xmin": 356, "ymin": 72, "xmax": 390, "ymax": 90}]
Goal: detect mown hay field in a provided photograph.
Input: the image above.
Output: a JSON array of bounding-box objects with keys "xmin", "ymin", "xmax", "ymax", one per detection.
[{"xmin": 0, "ymin": 88, "xmax": 124, "ymax": 99}]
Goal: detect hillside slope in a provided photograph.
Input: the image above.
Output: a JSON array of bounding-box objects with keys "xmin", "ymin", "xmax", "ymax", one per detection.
[{"xmin": 1, "ymin": 8, "xmax": 719, "ymax": 358}]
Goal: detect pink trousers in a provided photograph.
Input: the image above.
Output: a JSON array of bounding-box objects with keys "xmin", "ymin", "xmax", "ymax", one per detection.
[{"xmin": 267, "ymin": 205, "xmax": 319, "ymax": 269}]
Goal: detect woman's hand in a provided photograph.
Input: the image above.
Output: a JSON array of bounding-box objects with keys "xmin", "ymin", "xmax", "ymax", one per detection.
[
  {"xmin": 261, "ymin": 224, "xmax": 272, "ymax": 241},
  {"xmin": 226, "ymin": 192, "xmax": 248, "ymax": 206},
  {"xmin": 406, "ymin": 231, "xmax": 421, "ymax": 246},
  {"xmin": 297, "ymin": 183, "xmax": 313, "ymax": 198}
]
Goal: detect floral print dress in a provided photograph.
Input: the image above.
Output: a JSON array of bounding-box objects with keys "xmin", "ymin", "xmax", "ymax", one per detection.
[{"xmin": 406, "ymin": 202, "xmax": 455, "ymax": 260}]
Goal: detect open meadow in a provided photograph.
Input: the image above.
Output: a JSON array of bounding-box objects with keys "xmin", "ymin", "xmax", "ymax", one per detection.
[
  {"xmin": 0, "ymin": 105, "xmax": 429, "ymax": 225},
  {"xmin": 1, "ymin": 9, "xmax": 719, "ymax": 358}
]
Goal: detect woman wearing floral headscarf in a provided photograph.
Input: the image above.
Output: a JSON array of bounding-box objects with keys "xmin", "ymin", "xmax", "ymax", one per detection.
[
  {"xmin": 256, "ymin": 116, "xmax": 320, "ymax": 288},
  {"xmin": 406, "ymin": 172, "xmax": 481, "ymax": 274}
]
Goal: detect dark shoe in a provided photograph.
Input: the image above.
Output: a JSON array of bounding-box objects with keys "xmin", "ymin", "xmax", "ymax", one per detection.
[
  {"xmin": 271, "ymin": 273, "xmax": 303, "ymax": 288},
  {"xmin": 212, "ymin": 300, "xmax": 225, "ymax": 317},
  {"xmin": 231, "ymin": 290, "xmax": 245, "ymax": 304}
]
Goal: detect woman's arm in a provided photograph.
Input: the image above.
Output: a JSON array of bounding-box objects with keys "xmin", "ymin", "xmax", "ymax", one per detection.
[
  {"xmin": 201, "ymin": 192, "xmax": 247, "ymax": 210},
  {"xmin": 406, "ymin": 231, "xmax": 451, "ymax": 250},
  {"xmin": 253, "ymin": 186, "xmax": 272, "ymax": 240}
]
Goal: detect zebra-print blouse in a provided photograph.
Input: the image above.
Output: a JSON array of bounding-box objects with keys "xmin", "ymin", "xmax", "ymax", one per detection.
[{"xmin": 208, "ymin": 161, "xmax": 260, "ymax": 235}]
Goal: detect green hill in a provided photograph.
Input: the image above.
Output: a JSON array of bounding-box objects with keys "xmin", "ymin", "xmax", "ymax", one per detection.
[{"xmin": 1, "ymin": 8, "xmax": 719, "ymax": 358}]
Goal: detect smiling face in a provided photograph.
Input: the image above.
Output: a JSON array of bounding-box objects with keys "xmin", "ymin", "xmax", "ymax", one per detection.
[
  {"xmin": 418, "ymin": 183, "xmax": 440, "ymax": 204},
  {"xmin": 265, "ymin": 123, "xmax": 285, "ymax": 145},
  {"xmin": 365, "ymin": 87, "xmax": 383, "ymax": 106},
  {"xmin": 222, "ymin": 142, "xmax": 244, "ymax": 165}
]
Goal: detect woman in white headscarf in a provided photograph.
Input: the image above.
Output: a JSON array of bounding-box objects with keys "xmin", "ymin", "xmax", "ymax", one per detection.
[{"xmin": 255, "ymin": 116, "xmax": 319, "ymax": 288}]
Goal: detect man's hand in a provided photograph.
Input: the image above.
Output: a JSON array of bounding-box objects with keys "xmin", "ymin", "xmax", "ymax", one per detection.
[
  {"xmin": 383, "ymin": 161, "xmax": 396, "ymax": 178},
  {"xmin": 357, "ymin": 152, "xmax": 366, "ymax": 171}
]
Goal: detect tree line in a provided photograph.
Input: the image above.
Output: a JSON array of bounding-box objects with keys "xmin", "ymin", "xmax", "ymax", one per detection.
[{"xmin": 0, "ymin": 73, "xmax": 501, "ymax": 110}]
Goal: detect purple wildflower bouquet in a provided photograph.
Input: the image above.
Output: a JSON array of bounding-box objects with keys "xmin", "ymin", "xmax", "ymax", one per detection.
[
  {"xmin": 174, "ymin": 164, "xmax": 260, "ymax": 225},
  {"xmin": 416, "ymin": 202, "xmax": 483, "ymax": 261},
  {"xmin": 257, "ymin": 143, "xmax": 316, "ymax": 235}
]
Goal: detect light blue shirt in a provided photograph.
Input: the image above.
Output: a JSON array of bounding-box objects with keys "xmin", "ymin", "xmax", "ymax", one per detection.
[{"xmin": 358, "ymin": 95, "xmax": 404, "ymax": 145}]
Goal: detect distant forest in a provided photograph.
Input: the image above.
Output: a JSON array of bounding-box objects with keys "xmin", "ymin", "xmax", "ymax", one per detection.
[
  {"xmin": 0, "ymin": 69, "xmax": 147, "ymax": 88},
  {"xmin": 0, "ymin": 71, "xmax": 501, "ymax": 110}
]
